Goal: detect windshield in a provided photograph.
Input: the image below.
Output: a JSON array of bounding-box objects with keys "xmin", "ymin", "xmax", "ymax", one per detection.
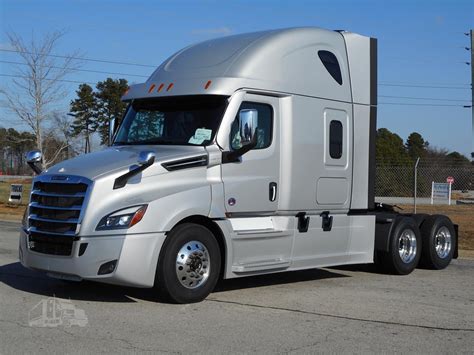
[{"xmin": 114, "ymin": 95, "xmax": 228, "ymax": 146}]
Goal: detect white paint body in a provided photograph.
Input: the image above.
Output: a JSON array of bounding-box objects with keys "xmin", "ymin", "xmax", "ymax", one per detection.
[{"xmin": 19, "ymin": 27, "xmax": 378, "ymax": 287}]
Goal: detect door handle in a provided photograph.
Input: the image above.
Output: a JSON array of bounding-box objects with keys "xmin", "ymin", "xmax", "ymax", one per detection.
[{"xmin": 269, "ymin": 182, "xmax": 277, "ymax": 202}]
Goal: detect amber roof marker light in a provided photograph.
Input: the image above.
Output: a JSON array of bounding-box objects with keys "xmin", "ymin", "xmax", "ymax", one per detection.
[
  {"xmin": 148, "ymin": 84, "xmax": 156, "ymax": 93},
  {"xmin": 157, "ymin": 83, "xmax": 165, "ymax": 92},
  {"xmin": 166, "ymin": 83, "xmax": 174, "ymax": 91},
  {"xmin": 204, "ymin": 80, "xmax": 212, "ymax": 90}
]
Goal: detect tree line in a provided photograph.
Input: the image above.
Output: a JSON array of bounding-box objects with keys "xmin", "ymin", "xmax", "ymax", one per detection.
[
  {"xmin": 375, "ymin": 128, "xmax": 472, "ymax": 197},
  {"xmin": 376, "ymin": 128, "xmax": 471, "ymax": 166},
  {"xmin": 0, "ymin": 127, "xmax": 69, "ymax": 175}
]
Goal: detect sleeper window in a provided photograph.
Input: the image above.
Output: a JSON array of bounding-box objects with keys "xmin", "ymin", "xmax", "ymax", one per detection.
[
  {"xmin": 329, "ymin": 120, "xmax": 343, "ymax": 159},
  {"xmin": 318, "ymin": 50, "xmax": 343, "ymax": 85},
  {"xmin": 230, "ymin": 102, "xmax": 273, "ymax": 150}
]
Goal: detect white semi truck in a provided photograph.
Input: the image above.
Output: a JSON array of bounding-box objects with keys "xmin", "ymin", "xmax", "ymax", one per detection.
[{"xmin": 20, "ymin": 27, "xmax": 458, "ymax": 303}]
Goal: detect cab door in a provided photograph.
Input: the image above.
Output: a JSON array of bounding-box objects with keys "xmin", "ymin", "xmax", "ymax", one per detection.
[{"xmin": 221, "ymin": 94, "xmax": 280, "ymax": 214}]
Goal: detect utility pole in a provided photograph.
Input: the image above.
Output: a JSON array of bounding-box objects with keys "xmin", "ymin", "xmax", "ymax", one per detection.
[
  {"xmin": 414, "ymin": 157, "xmax": 420, "ymax": 213},
  {"xmin": 471, "ymin": 30, "xmax": 474, "ymax": 162}
]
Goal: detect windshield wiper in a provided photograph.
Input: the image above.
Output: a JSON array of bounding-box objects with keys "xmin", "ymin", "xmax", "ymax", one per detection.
[
  {"xmin": 114, "ymin": 139, "xmax": 193, "ymax": 146},
  {"xmin": 113, "ymin": 141, "xmax": 134, "ymax": 146},
  {"xmin": 137, "ymin": 138, "xmax": 186, "ymax": 145}
]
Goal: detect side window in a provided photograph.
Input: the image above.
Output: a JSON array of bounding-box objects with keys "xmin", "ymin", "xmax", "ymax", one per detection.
[
  {"xmin": 230, "ymin": 102, "xmax": 273, "ymax": 150},
  {"xmin": 318, "ymin": 50, "xmax": 343, "ymax": 85},
  {"xmin": 329, "ymin": 120, "xmax": 343, "ymax": 159}
]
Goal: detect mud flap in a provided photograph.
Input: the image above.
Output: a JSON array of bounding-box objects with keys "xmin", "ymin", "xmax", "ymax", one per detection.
[{"xmin": 453, "ymin": 224, "xmax": 459, "ymax": 259}]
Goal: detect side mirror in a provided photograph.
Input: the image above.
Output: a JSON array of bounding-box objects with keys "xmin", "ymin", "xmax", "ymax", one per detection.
[
  {"xmin": 222, "ymin": 109, "xmax": 259, "ymax": 164},
  {"xmin": 26, "ymin": 150, "xmax": 42, "ymax": 175},
  {"xmin": 239, "ymin": 109, "xmax": 258, "ymax": 146},
  {"xmin": 137, "ymin": 151, "xmax": 155, "ymax": 166},
  {"xmin": 109, "ymin": 118, "xmax": 116, "ymax": 146}
]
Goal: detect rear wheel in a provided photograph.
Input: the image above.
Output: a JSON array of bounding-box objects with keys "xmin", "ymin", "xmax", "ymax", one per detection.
[
  {"xmin": 155, "ymin": 223, "xmax": 221, "ymax": 303},
  {"xmin": 380, "ymin": 217, "xmax": 421, "ymax": 275},
  {"xmin": 420, "ymin": 215, "xmax": 455, "ymax": 269}
]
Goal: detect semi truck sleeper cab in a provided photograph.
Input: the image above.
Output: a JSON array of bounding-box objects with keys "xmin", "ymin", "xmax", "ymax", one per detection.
[{"xmin": 19, "ymin": 27, "xmax": 458, "ymax": 303}]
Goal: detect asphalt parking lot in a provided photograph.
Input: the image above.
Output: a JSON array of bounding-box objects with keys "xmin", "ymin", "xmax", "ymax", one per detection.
[{"xmin": 0, "ymin": 220, "xmax": 473, "ymax": 353}]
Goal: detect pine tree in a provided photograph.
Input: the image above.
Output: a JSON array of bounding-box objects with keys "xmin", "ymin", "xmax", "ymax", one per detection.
[
  {"xmin": 375, "ymin": 128, "xmax": 408, "ymax": 164},
  {"xmin": 95, "ymin": 78, "xmax": 129, "ymax": 145},
  {"xmin": 70, "ymin": 84, "xmax": 97, "ymax": 153},
  {"xmin": 406, "ymin": 132, "xmax": 428, "ymax": 161}
]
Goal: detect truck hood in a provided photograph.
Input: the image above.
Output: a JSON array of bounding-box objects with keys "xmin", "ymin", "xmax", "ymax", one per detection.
[{"xmin": 44, "ymin": 145, "xmax": 208, "ymax": 180}]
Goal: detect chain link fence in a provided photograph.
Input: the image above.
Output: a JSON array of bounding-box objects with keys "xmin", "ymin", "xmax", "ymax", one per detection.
[{"xmin": 376, "ymin": 160, "xmax": 473, "ymax": 204}]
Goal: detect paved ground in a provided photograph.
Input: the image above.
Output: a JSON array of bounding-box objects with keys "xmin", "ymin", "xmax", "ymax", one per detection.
[{"xmin": 0, "ymin": 220, "xmax": 473, "ymax": 353}]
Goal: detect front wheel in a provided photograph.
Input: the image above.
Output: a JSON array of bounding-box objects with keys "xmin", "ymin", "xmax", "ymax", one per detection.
[{"xmin": 155, "ymin": 223, "xmax": 221, "ymax": 303}]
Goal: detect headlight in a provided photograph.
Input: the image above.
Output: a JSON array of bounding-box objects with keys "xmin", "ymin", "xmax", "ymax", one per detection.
[{"xmin": 96, "ymin": 205, "xmax": 147, "ymax": 231}]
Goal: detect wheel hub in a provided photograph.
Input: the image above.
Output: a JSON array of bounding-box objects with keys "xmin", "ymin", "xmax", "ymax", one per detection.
[
  {"xmin": 176, "ymin": 241, "xmax": 210, "ymax": 289},
  {"xmin": 435, "ymin": 226, "xmax": 452, "ymax": 259},
  {"xmin": 398, "ymin": 229, "xmax": 417, "ymax": 264}
]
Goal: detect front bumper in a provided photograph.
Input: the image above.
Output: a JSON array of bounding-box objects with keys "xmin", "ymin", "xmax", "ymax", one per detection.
[{"xmin": 19, "ymin": 229, "xmax": 166, "ymax": 288}]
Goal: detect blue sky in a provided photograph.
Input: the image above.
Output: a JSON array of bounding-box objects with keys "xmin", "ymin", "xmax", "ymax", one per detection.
[{"xmin": 0, "ymin": 0, "xmax": 472, "ymax": 156}]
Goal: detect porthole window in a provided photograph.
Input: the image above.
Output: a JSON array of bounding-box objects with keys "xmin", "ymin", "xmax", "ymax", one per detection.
[
  {"xmin": 329, "ymin": 120, "xmax": 343, "ymax": 159},
  {"xmin": 318, "ymin": 50, "xmax": 343, "ymax": 85}
]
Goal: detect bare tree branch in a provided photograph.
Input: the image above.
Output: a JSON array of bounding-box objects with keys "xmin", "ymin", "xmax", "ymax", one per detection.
[
  {"xmin": 44, "ymin": 141, "xmax": 69, "ymax": 167},
  {"xmin": 0, "ymin": 30, "xmax": 82, "ymax": 169}
]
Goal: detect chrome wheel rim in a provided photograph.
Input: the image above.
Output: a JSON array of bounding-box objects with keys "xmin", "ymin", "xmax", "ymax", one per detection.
[
  {"xmin": 398, "ymin": 229, "xmax": 417, "ymax": 264},
  {"xmin": 176, "ymin": 241, "xmax": 210, "ymax": 289},
  {"xmin": 435, "ymin": 226, "xmax": 452, "ymax": 259}
]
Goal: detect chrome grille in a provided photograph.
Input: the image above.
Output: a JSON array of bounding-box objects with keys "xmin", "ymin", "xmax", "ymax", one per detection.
[{"xmin": 27, "ymin": 175, "xmax": 91, "ymax": 256}]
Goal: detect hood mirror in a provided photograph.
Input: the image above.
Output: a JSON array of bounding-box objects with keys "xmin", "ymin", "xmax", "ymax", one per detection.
[
  {"xmin": 26, "ymin": 150, "xmax": 42, "ymax": 163},
  {"xmin": 137, "ymin": 151, "xmax": 155, "ymax": 166},
  {"xmin": 26, "ymin": 150, "xmax": 43, "ymax": 175},
  {"xmin": 113, "ymin": 151, "xmax": 155, "ymax": 189},
  {"xmin": 239, "ymin": 109, "xmax": 258, "ymax": 146}
]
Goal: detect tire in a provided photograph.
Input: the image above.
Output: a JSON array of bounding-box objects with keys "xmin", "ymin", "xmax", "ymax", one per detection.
[
  {"xmin": 420, "ymin": 215, "xmax": 456, "ymax": 270},
  {"xmin": 381, "ymin": 217, "xmax": 422, "ymax": 275},
  {"xmin": 410, "ymin": 213, "xmax": 429, "ymax": 228},
  {"xmin": 155, "ymin": 223, "xmax": 221, "ymax": 303}
]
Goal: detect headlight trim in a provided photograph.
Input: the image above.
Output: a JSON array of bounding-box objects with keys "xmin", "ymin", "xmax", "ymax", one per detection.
[{"xmin": 96, "ymin": 205, "xmax": 148, "ymax": 231}]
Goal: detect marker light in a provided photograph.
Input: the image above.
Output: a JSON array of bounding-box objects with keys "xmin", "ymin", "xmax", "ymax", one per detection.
[
  {"xmin": 148, "ymin": 84, "xmax": 156, "ymax": 93},
  {"xmin": 157, "ymin": 83, "xmax": 165, "ymax": 92},
  {"xmin": 130, "ymin": 206, "xmax": 147, "ymax": 227},
  {"xmin": 204, "ymin": 80, "xmax": 212, "ymax": 89},
  {"xmin": 166, "ymin": 83, "xmax": 174, "ymax": 91},
  {"xmin": 96, "ymin": 205, "xmax": 147, "ymax": 231}
]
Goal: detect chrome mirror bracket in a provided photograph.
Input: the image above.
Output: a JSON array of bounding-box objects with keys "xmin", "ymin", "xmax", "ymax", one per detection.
[
  {"xmin": 26, "ymin": 150, "xmax": 43, "ymax": 175},
  {"xmin": 113, "ymin": 151, "xmax": 155, "ymax": 189}
]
